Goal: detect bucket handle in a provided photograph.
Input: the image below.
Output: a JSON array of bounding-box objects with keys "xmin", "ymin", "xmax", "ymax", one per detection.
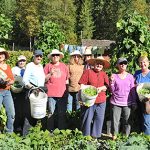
[{"xmin": 28, "ymin": 87, "xmax": 46, "ymax": 98}]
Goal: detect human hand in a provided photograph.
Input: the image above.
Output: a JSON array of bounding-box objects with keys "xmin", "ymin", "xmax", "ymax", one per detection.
[
  {"xmin": 110, "ymin": 74, "xmax": 115, "ymax": 82},
  {"xmin": 97, "ymin": 87, "xmax": 102, "ymax": 93}
]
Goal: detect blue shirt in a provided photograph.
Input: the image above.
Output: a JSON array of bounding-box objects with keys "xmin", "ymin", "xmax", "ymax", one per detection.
[{"xmin": 134, "ymin": 70, "xmax": 150, "ymax": 84}]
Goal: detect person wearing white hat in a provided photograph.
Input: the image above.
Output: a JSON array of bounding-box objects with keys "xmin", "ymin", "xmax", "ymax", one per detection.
[
  {"xmin": 83, "ymin": 46, "xmax": 93, "ymax": 70},
  {"xmin": 0, "ymin": 47, "xmax": 15, "ymax": 133},
  {"xmin": 67, "ymin": 50, "xmax": 84, "ymax": 112},
  {"xmin": 44, "ymin": 49, "xmax": 69, "ymax": 131},
  {"xmin": 79, "ymin": 56, "xmax": 110, "ymax": 138},
  {"xmin": 11, "ymin": 55, "xmax": 27, "ymax": 134}
]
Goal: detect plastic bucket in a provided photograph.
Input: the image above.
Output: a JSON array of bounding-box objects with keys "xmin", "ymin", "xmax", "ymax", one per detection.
[
  {"xmin": 81, "ymin": 85, "xmax": 98, "ymax": 107},
  {"xmin": 137, "ymin": 83, "xmax": 150, "ymax": 102},
  {"xmin": 28, "ymin": 87, "xmax": 48, "ymax": 119}
]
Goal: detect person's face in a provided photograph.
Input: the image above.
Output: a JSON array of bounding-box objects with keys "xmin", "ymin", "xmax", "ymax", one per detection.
[
  {"xmin": 0, "ymin": 53, "xmax": 6, "ymax": 62},
  {"xmin": 94, "ymin": 62, "xmax": 104, "ymax": 72},
  {"xmin": 139, "ymin": 58, "xmax": 149, "ymax": 70},
  {"xmin": 117, "ymin": 61, "xmax": 127, "ymax": 71},
  {"xmin": 73, "ymin": 55, "xmax": 81, "ymax": 63},
  {"xmin": 18, "ymin": 59, "xmax": 26, "ymax": 68},
  {"xmin": 34, "ymin": 55, "xmax": 43, "ymax": 64},
  {"xmin": 51, "ymin": 54, "xmax": 60, "ymax": 64},
  {"xmin": 85, "ymin": 55, "xmax": 92, "ymax": 61}
]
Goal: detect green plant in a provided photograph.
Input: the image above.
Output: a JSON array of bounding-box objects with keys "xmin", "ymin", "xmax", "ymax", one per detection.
[{"xmin": 0, "ymin": 106, "xmax": 7, "ymax": 130}]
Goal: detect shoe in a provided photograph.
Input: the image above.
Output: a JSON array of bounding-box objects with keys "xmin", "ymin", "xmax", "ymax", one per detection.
[{"xmin": 112, "ymin": 135, "xmax": 117, "ymax": 140}]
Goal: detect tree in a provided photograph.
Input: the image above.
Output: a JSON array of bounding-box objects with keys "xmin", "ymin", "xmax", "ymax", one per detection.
[
  {"xmin": 15, "ymin": 0, "xmax": 41, "ymax": 49},
  {"xmin": 78, "ymin": 0, "xmax": 95, "ymax": 40},
  {"xmin": 110, "ymin": 11, "xmax": 150, "ymax": 74},
  {"xmin": 0, "ymin": 14, "xmax": 13, "ymax": 48},
  {"xmin": 34, "ymin": 21, "xmax": 65, "ymax": 64},
  {"xmin": 39, "ymin": 0, "xmax": 77, "ymax": 44}
]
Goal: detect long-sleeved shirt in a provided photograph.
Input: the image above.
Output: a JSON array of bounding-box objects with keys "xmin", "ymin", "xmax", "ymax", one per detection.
[
  {"xmin": 23, "ymin": 62, "xmax": 45, "ymax": 87},
  {"xmin": 110, "ymin": 73, "xmax": 136, "ymax": 106}
]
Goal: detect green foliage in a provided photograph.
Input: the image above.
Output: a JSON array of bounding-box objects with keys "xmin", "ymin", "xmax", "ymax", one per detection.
[
  {"xmin": 78, "ymin": 0, "xmax": 95, "ymax": 39},
  {"xmin": 34, "ymin": 21, "xmax": 65, "ymax": 65},
  {"xmin": 6, "ymin": 50, "xmax": 33, "ymax": 67},
  {"xmin": 0, "ymin": 14, "xmax": 13, "ymax": 48},
  {"xmin": 110, "ymin": 11, "xmax": 150, "ymax": 74},
  {"xmin": 0, "ymin": 106, "xmax": 7, "ymax": 130}
]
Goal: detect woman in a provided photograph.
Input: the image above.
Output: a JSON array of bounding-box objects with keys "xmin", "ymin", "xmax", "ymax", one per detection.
[
  {"xmin": 83, "ymin": 46, "xmax": 93, "ymax": 70},
  {"xmin": 67, "ymin": 50, "xmax": 84, "ymax": 112},
  {"xmin": 44, "ymin": 49, "xmax": 69, "ymax": 131},
  {"xmin": 110, "ymin": 58, "xmax": 136, "ymax": 140},
  {"xmin": 0, "ymin": 47, "xmax": 15, "ymax": 133},
  {"xmin": 11, "ymin": 55, "xmax": 27, "ymax": 134},
  {"xmin": 79, "ymin": 56, "xmax": 110, "ymax": 138},
  {"xmin": 134, "ymin": 56, "xmax": 150, "ymax": 135},
  {"xmin": 23, "ymin": 50, "xmax": 45, "ymax": 135}
]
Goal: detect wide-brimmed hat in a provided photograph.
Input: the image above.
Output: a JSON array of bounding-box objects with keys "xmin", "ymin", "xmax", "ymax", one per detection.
[
  {"xmin": 48, "ymin": 49, "xmax": 64, "ymax": 59},
  {"xmin": 0, "ymin": 47, "xmax": 9, "ymax": 59},
  {"xmin": 18, "ymin": 55, "xmax": 27, "ymax": 61},
  {"xmin": 70, "ymin": 50, "xmax": 82, "ymax": 57},
  {"xmin": 87, "ymin": 56, "xmax": 110, "ymax": 69},
  {"xmin": 83, "ymin": 46, "xmax": 92, "ymax": 55}
]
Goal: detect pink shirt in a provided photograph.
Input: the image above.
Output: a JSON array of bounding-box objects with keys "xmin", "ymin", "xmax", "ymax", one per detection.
[{"xmin": 44, "ymin": 62, "xmax": 69, "ymax": 97}]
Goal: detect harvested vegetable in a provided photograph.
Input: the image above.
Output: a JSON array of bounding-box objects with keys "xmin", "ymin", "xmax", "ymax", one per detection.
[
  {"xmin": 83, "ymin": 87, "xmax": 97, "ymax": 96},
  {"xmin": 13, "ymin": 81, "xmax": 22, "ymax": 88},
  {"xmin": 138, "ymin": 88, "xmax": 150, "ymax": 95}
]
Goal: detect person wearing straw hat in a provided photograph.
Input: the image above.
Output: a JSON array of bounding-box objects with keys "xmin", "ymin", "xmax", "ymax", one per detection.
[
  {"xmin": 83, "ymin": 46, "xmax": 93, "ymax": 70},
  {"xmin": 110, "ymin": 58, "xmax": 137, "ymax": 140},
  {"xmin": 22, "ymin": 50, "xmax": 45, "ymax": 135},
  {"xmin": 44, "ymin": 49, "xmax": 69, "ymax": 131},
  {"xmin": 67, "ymin": 50, "xmax": 84, "ymax": 112},
  {"xmin": 79, "ymin": 56, "xmax": 110, "ymax": 138},
  {"xmin": 0, "ymin": 47, "xmax": 15, "ymax": 133},
  {"xmin": 11, "ymin": 55, "xmax": 27, "ymax": 134},
  {"xmin": 134, "ymin": 56, "xmax": 150, "ymax": 135}
]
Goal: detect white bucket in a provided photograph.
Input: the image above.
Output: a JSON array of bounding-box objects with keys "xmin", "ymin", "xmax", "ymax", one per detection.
[
  {"xmin": 28, "ymin": 88, "xmax": 48, "ymax": 119},
  {"xmin": 81, "ymin": 85, "xmax": 98, "ymax": 107}
]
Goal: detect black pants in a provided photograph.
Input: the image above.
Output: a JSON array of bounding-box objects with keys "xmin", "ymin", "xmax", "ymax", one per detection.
[{"xmin": 12, "ymin": 91, "xmax": 26, "ymax": 134}]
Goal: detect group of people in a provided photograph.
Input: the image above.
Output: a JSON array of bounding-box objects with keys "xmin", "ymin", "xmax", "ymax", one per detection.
[{"xmin": 0, "ymin": 46, "xmax": 150, "ymax": 140}]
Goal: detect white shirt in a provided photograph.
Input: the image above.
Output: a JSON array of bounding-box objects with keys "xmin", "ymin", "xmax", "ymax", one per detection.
[
  {"xmin": 12, "ymin": 66, "xmax": 24, "ymax": 76},
  {"xmin": 23, "ymin": 62, "xmax": 45, "ymax": 87}
]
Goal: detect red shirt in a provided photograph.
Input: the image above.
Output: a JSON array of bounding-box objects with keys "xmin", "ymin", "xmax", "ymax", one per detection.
[{"xmin": 79, "ymin": 69, "xmax": 109, "ymax": 103}]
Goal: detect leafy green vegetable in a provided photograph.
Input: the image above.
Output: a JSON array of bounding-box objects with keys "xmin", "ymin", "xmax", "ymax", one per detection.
[
  {"xmin": 13, "ymin": 81, "xmax": 22, "ymax": 88},
  {"xmin": 83, "ymin": 87, "xmax": 97, "ymax": 96},
  {"xmin": 138, "ymin": 88, "xmax": 150, "ymax": 95}
]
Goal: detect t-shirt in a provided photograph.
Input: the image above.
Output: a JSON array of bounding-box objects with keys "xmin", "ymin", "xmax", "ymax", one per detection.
[
  {"xmin": 44, "ymin": 62, "xmax": 69, "ymax": 97},
  {"xmin": 12, "ymin": 66, "xmax": 25, "ymax": 77},
  {"xmin": 0, "ymin": 64, "xmax": 14, "ymax": 90},
  {"xmin": 68, "ymin": 64, "xmax": 84, "ymax": 92},
  {"xmin": 134, "ymin": 70, "xmax": 150, "ymax": 83},
  {"xmin": 110, "ymin": 73, "xmax": 136, "ymax": 106},
  {"xmin": 79, "ymin": 69, "xmax": 109, "ymax": 103}
]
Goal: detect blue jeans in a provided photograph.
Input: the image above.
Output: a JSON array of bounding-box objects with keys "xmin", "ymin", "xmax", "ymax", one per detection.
[
  {"xmin": 47, "ymin": 92, "xmax": 67, "ymax": 131},
  {"xmin": 67, "ymin": 92, "xmax": 80, "ymax": 112},
  {"xmin": 0, "ymin": 90, "xmax": 15, "ymax": 133},
  {"xmin": 143, "ymin": 113, "xmax": 150, "ymax": 135},
  {"xmin": 81, "ymin": 102, "xmax": 106, "ymax": 138}
]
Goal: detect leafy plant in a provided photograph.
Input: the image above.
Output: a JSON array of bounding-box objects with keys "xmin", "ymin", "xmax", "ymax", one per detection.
[{"xmin": 110, "ymin": 11, "xmax": 150, "ymax": 74}]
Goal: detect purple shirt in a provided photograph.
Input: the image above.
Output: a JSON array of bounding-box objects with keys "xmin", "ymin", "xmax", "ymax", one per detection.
[{"xmin": 110, "ymin": 73, "xmax": 136, "ymax": 106}]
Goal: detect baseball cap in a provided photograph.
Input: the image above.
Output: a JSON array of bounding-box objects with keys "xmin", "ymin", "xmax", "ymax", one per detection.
[
  {"xmin": 34, "ymin": 50, "xmax": 43, "ymax": 56},
  {"xmin": 117, "ymin": 58, "xmax": 128, "ymax": 64},
  {"xmin": 18, "ymin": 55, "xmax": 26, "ymax": 61}
]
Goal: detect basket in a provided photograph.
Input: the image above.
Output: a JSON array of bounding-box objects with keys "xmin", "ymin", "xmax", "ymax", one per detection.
[
  {"xmin": 81, "ymin": 85, "xmax": 98, "ymax": 107},
  {"xmin": 11, "ymin": 76, "xmax": 24, "ymax": 93},
  {"xmin": 136, "ymin": 83, "xmax": 150, "ymax": 102},
  {"xmin": 28, "ymin": 87, "xmax": 48, "ymax": 119}
]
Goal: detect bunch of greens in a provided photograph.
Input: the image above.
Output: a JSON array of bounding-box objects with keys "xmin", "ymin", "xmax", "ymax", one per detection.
[
  {"xmin": 83, "ymin": 87, "xmax": 97, "ymax": 96},
  {"xmin": 138, "ymin": 88, "xmax": 150, "ymax": 95},
  {"xmin": 13, "ymin": 81, "xmax": 22, "ymax": 88}
]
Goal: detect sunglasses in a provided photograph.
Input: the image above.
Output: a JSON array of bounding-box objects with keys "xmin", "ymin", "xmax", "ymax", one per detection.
[
  {"xmin": 19, "ymin": 59, "xmax": 26, "ymax": 62},
  {"xmin": 35, "ymin": 55, "xmax": 42, "ymax": 58},
  {"xmin": 73, "ymin": 55, "xmax": 80, "ymax": 58},
  {"xmin": 52, "ymin": 54, "xmax": 60, "ymax": 57},
  {"xmin": 119, "ymin": 61, "xmax": 127, "ymax": 65}
]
